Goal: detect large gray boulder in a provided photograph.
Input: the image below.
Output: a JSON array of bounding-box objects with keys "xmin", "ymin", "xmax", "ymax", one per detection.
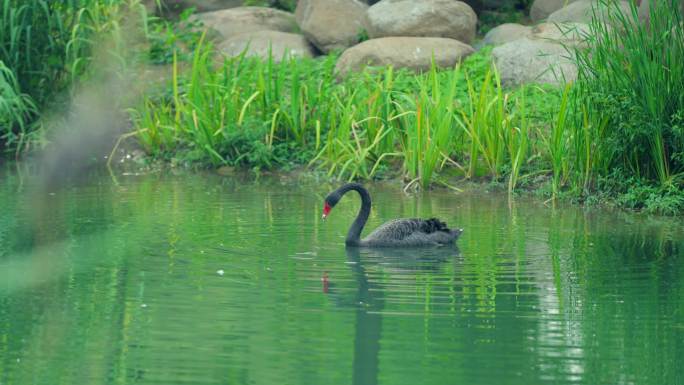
[
  {"xmin": 481, "ymin": 22, "xmax": 588, "ymax": 47},
  {"xmin": 335, "ymin": 37, "xmax": 474, "ymax": 76},
  {"xmin": 530, "ymin": 0, "xmax": 580, "ymax": 22},
  {"xmin": 492, "ymin": 38, "xmax": 577, "ymax": 86},
  {"xmin": 531, "ymin": 22, "xmax": 591, "ymax": 46},
  {"xmin": 482, "ymin": 23, "xmax": 532, "ymax": 46},
  {"xmin": 366, "ymin": 0, "xmax": 477, "ymax": 44},
  {"xmin": 193, "ymin": 7, "xmax": 297, "ymax": 40},
  {"xmin": 295, "ymin": 0, "xmax": 369, "ymax": 53},
  {"xmin": 548, "ymin": 0, "xmax": 632, "ymax": 23},
  {"xmin": 217, "ymin": 31, "xmax": 316, "ymax": 62}
]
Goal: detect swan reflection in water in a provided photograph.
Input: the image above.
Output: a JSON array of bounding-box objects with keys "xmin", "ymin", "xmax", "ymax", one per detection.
[{"xmin": 327, "ymin": 246, "xmax": 462, "ymax": 385}]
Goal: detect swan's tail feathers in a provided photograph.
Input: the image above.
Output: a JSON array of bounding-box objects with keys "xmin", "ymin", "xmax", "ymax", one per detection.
[
  {"xmin": 422, "ymin": 218, "xmax": 450, "ymax": 233},
  {"xmin": 420, "ymin": 218, "xmax": 463, "ymax": 242},
  {"xmin": 450, "ymin": 228, "xmax": 464, "ymax": 238}
]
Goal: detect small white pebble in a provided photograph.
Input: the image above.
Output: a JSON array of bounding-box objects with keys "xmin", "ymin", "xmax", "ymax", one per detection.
[
  {"xmin": 217, "ymin": 269, "xmax": 225, "ymax": 276},
  {"xmin": 17, "ymin": 358, "xmax": 21, "ymax": 363},
  {"xmin": 126, "ymin": 154, "xmax": 131, "ymax": 159},
  {"xmin": 141, "ymin": 304, "xmax": 148, "ymax": 308}
]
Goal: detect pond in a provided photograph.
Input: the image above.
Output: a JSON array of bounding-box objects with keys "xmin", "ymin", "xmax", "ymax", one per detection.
[{"xmin": 1, "ymin": 169, "xmax": 683, "ymax": 385}]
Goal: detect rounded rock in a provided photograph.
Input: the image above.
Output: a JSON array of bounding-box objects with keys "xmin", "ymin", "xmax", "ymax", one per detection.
[
  {"xmin": 192, "ymin": 6, "xmax": 297, "ymax": 40},
  {"xmin": 548, "ymin": 0, "xmax": 632, "ymax": 24},
  {"xmin": 530, "ymin": 0, "xmax": 580, "ymax": 22},
  {"xmin": 366, "ymin": 0, "xmax": 477, "ymax": 44},
  {"xmin": 492, "ymin": 37, "xmax": 577, "ymax": 86},
  {"xmin": 335, "ymin": 37, "xmax": 475, "ymax": 77},
  {"xmin": 217, "ymin": 30, "xmax": 317, "ymax": 62},
  {"xmin": 482, "ymin": 23, "xmax": 533, "ymax": 46},
  {"xmin": 531, "ymin": 22, "xmax": 591, "ymax": 47},
  {"xmin": 295, "ymin": 0, "xmax": 369, "ymax": 53}
]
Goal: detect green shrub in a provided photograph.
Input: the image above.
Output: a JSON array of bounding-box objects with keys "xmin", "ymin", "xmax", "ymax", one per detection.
[
  {"xmin": 0, "ymin": 0, "xmax": 147, "ymax": 153},
  {"xmin": 616, "ymin": 181, "xmax": 684, "ymax": 215},
  {"xmin": 147, "ymin": 8, "xmax": 202, "ymax": 64},
  {"xmin": 573, "ymin": 0, "xmax": 684, "ymax": 187},
  {"xmin": 0, "ymin": 61, "xmax": 37, "ymax": 152},
  {"xmin": 132, "ymin": 44, "xmax": 554, "ymax": 189}
]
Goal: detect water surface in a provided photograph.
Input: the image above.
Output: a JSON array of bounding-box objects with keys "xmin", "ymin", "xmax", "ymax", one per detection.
[{"xmin": 1, "ymin": 170, "xmax": 683, "ymax": 385}]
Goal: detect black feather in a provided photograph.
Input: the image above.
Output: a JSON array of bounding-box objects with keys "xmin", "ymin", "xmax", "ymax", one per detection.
[{"xmin": 420, "ymin": 218, "xmax": 451, "ymax": 233}]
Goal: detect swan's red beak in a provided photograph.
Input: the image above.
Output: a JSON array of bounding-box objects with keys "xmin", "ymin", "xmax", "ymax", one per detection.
[{"xmin": 322, "ymin": 202, "xmax": 331, "ymax": 220}]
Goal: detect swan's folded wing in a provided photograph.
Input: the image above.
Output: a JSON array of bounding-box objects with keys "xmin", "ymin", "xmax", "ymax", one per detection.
[{"xmin": 365, "ymin": 218, "xmax": 427, "ymax": 241}]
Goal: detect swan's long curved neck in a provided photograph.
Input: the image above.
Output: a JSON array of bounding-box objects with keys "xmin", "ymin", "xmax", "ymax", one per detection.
[{"xmin": 340, "ymin": 184, "xmax": 371, "ymax": 246}]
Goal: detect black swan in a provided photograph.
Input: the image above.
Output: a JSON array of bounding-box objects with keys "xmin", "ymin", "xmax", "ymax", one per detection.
[{"xmin": 322, "ymin": 183, "xmax": 463, "ymax": 247}]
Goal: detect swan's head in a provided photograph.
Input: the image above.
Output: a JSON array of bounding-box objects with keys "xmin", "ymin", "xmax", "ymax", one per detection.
[{"xmin": 322, "ymin": 193, "xmax": 342, "ymax": 219}]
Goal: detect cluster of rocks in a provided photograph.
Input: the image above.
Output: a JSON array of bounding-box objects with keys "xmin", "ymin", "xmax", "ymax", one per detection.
[
  {"xmin": 485, "ymin": 0, "xmax": 632, "ymax": 85},
  {"xmin": 190, "ymin": 0, "xmax": 477, "ymax": 78},
  {"xmin": 484, "ymin": 0, "xmax": 683, "ymax": 85},
  {"xmin": 149, "ymin": 0, "xmax": 676, "ymax": 86}
]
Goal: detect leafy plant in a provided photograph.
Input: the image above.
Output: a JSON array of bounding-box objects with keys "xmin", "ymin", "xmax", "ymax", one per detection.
[
  {"xmin": 147, "ymin": 7, "xmax": 202, "ymax": 64},
  {"xmin": 542, "ymin": 83, "xmax": 571, "ymax": 200},
  {"xmin": 397, "ymin": 63, "xmax": 461, "ymax": 189},
  {"xmin": 0, "ymin": 0, "xmax": 148, "ymax": 153},
  {"xmin": 573, "ymin": 0, "xmax": 684, "ymax": 187},
  {"xmin": 0, "ymin": 61, "xmax": 37, "ymax": 152}
]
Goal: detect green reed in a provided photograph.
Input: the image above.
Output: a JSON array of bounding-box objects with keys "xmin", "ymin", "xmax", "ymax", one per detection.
[
  {"xmin": 573, "ymin": 0, "xmax": 684, "ymax": 186},
  {"xmin": 132, "ymin": 45, "xmax": 584, "ymax": 191},
  {"xmin": 357, "ymin": 66, "xmax": 403, "ymax": 156},
  {"xmin": 543, "ymin": 84, "xmax": 571, "ymax": 199},
  {"xmin": 0, "ymin": 61, "xmax": 37, "ymax": 154},
  {"xmin": 135, "ymin": 37, "xmax": 343, "ymax": 166},
  {"xmin": 505, "ymin": 88, "xmax": 529, "ymax": 194},
  {"xmin": 456, "ymin": 65, "xmax": 534, "ymax": 190},
  {"xmin": 0, "ymin": 0, "xmax": 147, "ymax": 152},
  {"xmin": 457, "ymin": 68, "xmax": 505, "ymax": 178},
  {"xmin": 570, "ymin": 103, "xmax": 609, "ymax": 194},
  {"xmin": 395, "ymin": 63, "xmax": 462, "ymax": 189}
]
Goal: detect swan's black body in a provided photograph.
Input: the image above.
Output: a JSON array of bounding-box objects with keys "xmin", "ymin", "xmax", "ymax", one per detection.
[{"xmin": 323, "ymin": 183, "xmax": 463, "ymax": 247}]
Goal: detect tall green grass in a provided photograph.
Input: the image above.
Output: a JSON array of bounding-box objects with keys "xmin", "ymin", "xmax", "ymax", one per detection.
[
  {"xmin": 395, "ymin": 64, "xmax": 462, "ymax": 189},
  {"xmin": 570, "ymin": 103, "xmax": 609, "ymax": 194},
  {"xmin": 573, "ymin": 0, "xmax": 684, "ymax": 187},
  {"xmin": 0, "ymin": 0, "xmax": 147, "ymax": 152},
  {"xmin": 124, "ymin": 0, "xmax": 683, "ymax": 213},
  {"xmin": 133, "ymin": 46, "xmax": 558, "ymax": 190},
  {"xmin": 505, "ymin": 88, "xmax": 528, "ymax": 194},
  {"xmin": 543, "ymin": 84, "xmax": 571, "ymax": 199},
  {"xmin": 0, "ymin": 61, "xmax": 37, "ymax": 154},
  {"xmin": 459, "ymin": 68, "xmax": 507, "ymax": 179},
  {"xmin": 456, "ymin": 66, "xmax": 533, "ymax": 194},
  {"xmin": 2, "ymin": 0, "xmax": 681, "ymax": 214},
  {"xmin": 134, "ymin": 38, "xmax": 342, "ymax": 167}
]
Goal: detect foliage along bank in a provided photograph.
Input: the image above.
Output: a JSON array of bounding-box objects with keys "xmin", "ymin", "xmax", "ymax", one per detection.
[{"xmin": 0, "ymin": 0, "xmax": 683, "ymax": 214}]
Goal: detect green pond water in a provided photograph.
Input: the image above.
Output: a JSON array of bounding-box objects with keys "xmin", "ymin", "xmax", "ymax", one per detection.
[{"xmin": 1, "ymin": 169, "xmax": 683, "ymax": 385}]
